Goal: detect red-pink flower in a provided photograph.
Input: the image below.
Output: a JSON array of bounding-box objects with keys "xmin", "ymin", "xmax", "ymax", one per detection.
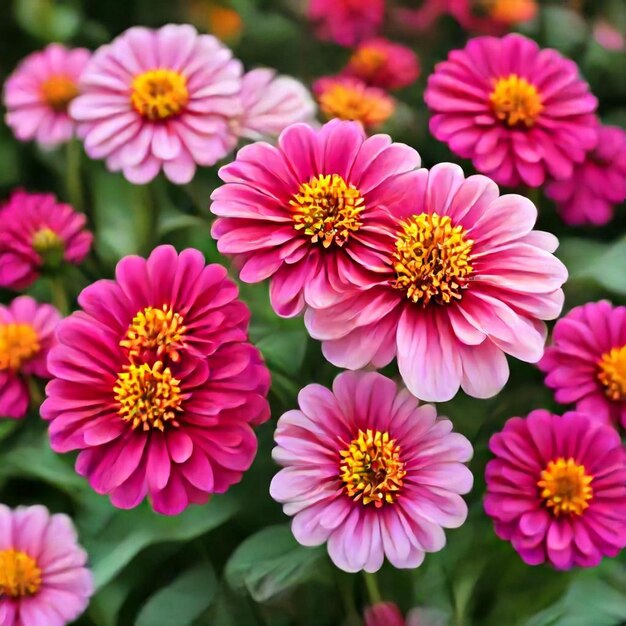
[
  {"xmin": 485, "ymin": 410, "xmax": 626, "ymax": 569},
  {"xmin": 210, "ymin": 120, "xmax": 421, "ymax": 318},
  {"xmin": 3, "ymin": 44, "xmax": 90, "ymax": 149},
  {"xmin": 364, "ymin": 602, "xmax": 405, "ymax": 626},
  {"xmin": 545, "ymin": 125, "xmax": 626, "ymax": 226},
  {"xmin": 424, "ymin": 34, "xmax": 598, "ymax": 187},
  {"xmin": 0, "ymin": 504, "xmax": 93, "ymax": 626},
  {"xmin": 0, "ymin": 191, "xmax": 92, "ymax": 290},
  {"xmin": 70, "ymin": 24, "xmax": 242, "ymax": 185},
  {"xmin": 270, "ymin": 371, "xmax": 473, "ymax": 572},
  {"xmin": 41, "ymin": 245, "xmax": 270, "ymax": 515},
  {"xmin": 0, "ymin": 297, "xmax": 60, "ymax": 420},
  {"xmin": 539, "ymin": 301, "xmax": 626, "ymax": 428},
  {"xmin": 308, "ymin": 0, "xmax": 385, "ymax": 47},
  {"xmin": 306, "ymin": 163, "xmax": 567, "ymax": 402}
]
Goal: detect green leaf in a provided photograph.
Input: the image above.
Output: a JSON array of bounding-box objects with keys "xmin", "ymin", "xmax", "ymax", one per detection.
[
  {"xmin": 256, "ymin": 329, "xmax": 308, "ymax": 376},
  {"xmin": 14, "ymin": 0, "xmax": 81, "ymax": 41}
]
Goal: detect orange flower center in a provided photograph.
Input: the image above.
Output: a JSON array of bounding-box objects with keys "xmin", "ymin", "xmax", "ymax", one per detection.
[
  {"xmin": 317, "ymin": 82, "xmax": 394, "ymax": 127},
  {"xmin": 349, "ymin": 46, "xmax": 388, "ymax": 78},
  {"xmin": 391, "ymin": 212, "xmax": 474, "ymax": 306},
  {"xmin": 489, "ymin": 74, "xmax": 543, "ymax": 127},
  {"xmin": 131, "ymin": 69, "xmax": 189, "ymax": 121},
  {"xmin": 40, "ymin": 75, "xmax": 79, "ymax": 112},
  {"xmin": 0, "ymin": 323, "xmax": 40, "ymax": 371},
  {"xmin": 0, "ymin": 549, "xmax": 42, "ymax": 598},
  {"xmin": 290, "ymin": 174, "xmax": 364, "ymax": 248},
  {"xmin": 597, "ymin": 345, "xmax": 626, "ymax": 401},
  {"xmin": 340, "ymin": 429, "xmax": 406, "ymax": 508},
  {"xmin": 207, "ymin": 6, "xmax": 243, "ymax": 41},
  {"xmin": 479, "ymin": 0, "xmax": 537, "ymax": 24},
  {"xmin": 538, "ymin": 457, "xmax": 593, "ymax": 517}
]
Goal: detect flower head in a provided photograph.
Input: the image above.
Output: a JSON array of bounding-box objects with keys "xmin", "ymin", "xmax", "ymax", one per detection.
[
  {"xmin": 271, "ymin": 371, "xmax": 473, "ymax": 572},
  {"xmin": 364, "ymin": 602, "xmax": 405, "ymax": 626},
  {"xmin": 0, "ymin": 191, "xmax": 92, "ymax": 290},
  {"xmin": 485, "ymin": 410, "xmax": 626, "ymax": 569},
  {"xmin": 305, "ymin": 163, "xmax": 567, "ymax": 402},
  {"xmin": 425, "ymin": 34, "xmax": 598, "ymax": 187},
  {"xmin": 539, "ymin": 301, "xmax": 626, "ymax": 428},
  {"xmin": 70, "ymin": 25, "xmax": 243, "ymax": 185},
  {"xmin": 41, "ymin": 245, "xmax": 270, "ymax": 515},
  {"xmin": 4, "ymin": 44, "xmax": 90, "ymax": 149}
]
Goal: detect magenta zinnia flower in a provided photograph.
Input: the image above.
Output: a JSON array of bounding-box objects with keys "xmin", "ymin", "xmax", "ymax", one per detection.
[
  {"xmin": 0, "ymin": 191, "xmax": 92, "ymax": 290},
  {"xmin": 545, "ymin": 125, "xmax": 626, "ymax": 226},
  {"xmin": 424, "ymin": 34, "xmax": 598, "ymax": 187},
  {"xmin": 270, "ymin": 371, "xmax": 473, "ymax": 572},
  {"xmin": 0, "ymin": 296, "xmax": 60, "ymax": 420},
  {"xmin": 0, "ymin": 505, "xmax": 93, "ymax": 626},
  {"xmin": 70, "ymin": 24, "xmax": 242, "ymax": 185},
  {"xmin": 4, "ymin": 44, "xmax": 90, "ymax": 149},
  {"xmin": 485, "ymin": 410, "xmax": 626, "ymax": 569},
  {"xmin": 210, "ymin": 120, "xmax": 421, "ymax": 317},
  {"xmin": 539, "ymin": 300, "xmax": 626, "ymax": 428},
  {"xmin": 306, "ymin": 163, "xmax": 567, "ymax": 402},
  {"xmin": 41, "ymin": 245, "xmax": 270, "ymax": 515}
]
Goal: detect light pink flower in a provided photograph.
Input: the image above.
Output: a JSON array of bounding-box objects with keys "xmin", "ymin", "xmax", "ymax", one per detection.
[
  {"xmin": 306, "ymin": 163, "xmax": 567, "ymax": 402},
  {"xmin": 210, "ymin": 120, "xmax": 421, "ymax": 318},
  {"xmin": 271, "ymin": 371, "xmax": 473, "ymax": 572},
  {"xmin": 545, "ymin": 125, "xmax": 626, "ymax": 226},
  {"xmin": 0, "ymin": 297, "xmax": 60, "ymax": 420},
  {"xmin": 0, "ymin": 504, "xmax": 93, "ymax": 626},
  {"xmin": 424, "ymin": 34, "xmax": 598, "ymax": 187},
  {"xmin": 4, "ymin": 44, "xmax": 90, "ymax": 149},
  {"xmin": 593, "ymin": 20, "xmax": 626, "ymax": 51},
  {"xmin": 70, "ymin": 24, "xmax": 243, "ymax": 185}
]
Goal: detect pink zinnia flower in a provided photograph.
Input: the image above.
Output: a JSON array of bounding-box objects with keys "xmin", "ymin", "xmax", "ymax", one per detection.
[
  {"xmin": 308, "ymin": 0, "xmax": 385, "ymax": 47},
  {"xmin": 0, "ymin": 504, "xmax": 93, "ymax": 626},
  {"xmin": 545, "ymin": 125, "xmax": 626, "ymax": 226},
  {"xmin": 0, "ymin": 296, "xmax": 60, "ymax": 420},
  {"xmin": 41, "ymin": 245, "xmax": 270, "ymax": 515},
  {"xmin": 344, "ymin": 38, "xmax": 420, "ymax": 91},
  {"xmin": 306, "ymin": 163, "xmax": 567, "ymax": 402},
  {"xmin": 270, "ymin": 371, "xmax": 473, "ymax": 572},
  {"xmin": 485, "ymin": 410, "xmax": 626, "ymax": 569},
  {"xmin": 210, "ymin": 120, "xmax": 421, "ymax": 318},
  {"xmin": 365, "ymin": 602, "xmax": 405, "ymax": 626},
  {"xmin": 70, "ymin": 24, "xmax": 242, "ymax": 185},
  {"xmin": 4, "ymin": 44, "xmax": 90, "ymax": 149},
  {"xmin": 424, "ymin": 34, "xmax": 598, "ymax": 187},
  {"xmin": 0, "ymin": 191, "xmax": 92, "ymax": 290},
  {"xmin": 539, "ymin": 300, "xmax": 626, "ymax": 428}
]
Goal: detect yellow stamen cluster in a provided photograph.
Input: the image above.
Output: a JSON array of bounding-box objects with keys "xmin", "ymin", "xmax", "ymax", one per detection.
[
  {"xmin": 290, "ymin": 174, "xmax": 364, "ymax": 248},
  {"xmin": 0, "ymin": 323, "xmax": 40, "ymax": 371},
  {"xmin": 538, "ymin": 457, "xmax": 593, "ymax": 517},
  {"xmin": 340, "ymin": 429, "xmax": 406, "ymax": 507},
  {"xmin": 131, "ymin": 69, "xmax": 189, "ymax": 121},
  {"xmin": 40, "ymin": 75, "xmax": 79, "ymax": 112},
  {"xmin": 391, "ymin": 212, "xmax": 474, "ymax": 306},
  {"xmin": 0, "ymin": 549, "xmax": 42, "ymax": 598},
  {"xmin": 32, "ymin": 228, "xmax": 63, "ymax": 255},
  {"xmin": 349, "ymin": 46, "xmax": 388, "ymax": 78},
  {"xmin": 489, "ymin": 74, "xmax": 543, "ymax": 127},
  {"xmin": 597, "ymin": 345, "xmax": 626, "ymax": 401}
]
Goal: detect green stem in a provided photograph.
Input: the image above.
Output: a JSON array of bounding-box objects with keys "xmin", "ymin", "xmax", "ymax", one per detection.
[
  {"xmin": 50, "ymin": 275, "xmax": 70, "ymax": 316},
  {"xmin": 27, "ymin": 376, "xmax": 43, "ymax": 407},
  {"xmin": 134, "ymin": 182, "xmax": 159, "ymax": 255},
  {"xmin": 66, "ymin": 138, "xmax": 83, "ymax": 212},
  {"xmin": 363, "ymin": 571, "xmax": 382, "ymax": 605}
]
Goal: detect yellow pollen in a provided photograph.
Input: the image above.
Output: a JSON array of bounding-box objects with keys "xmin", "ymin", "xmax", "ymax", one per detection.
[
  {"xmin": 349, "ymin": 46, "xmax": 388, "ymax": 77},
  {"xmin": 489, "ymin": 74, "xmax": 543, "ymax": 127},
  {"xmin": 391, "ymin": 212, "xmax": 474, "ymax": 306},
  {"xmin": 340, "ymin": 429, "xmax": 406, "ymax": 508},
  {"xmin": 131, "ymin": 69, "xmax": 189, "ymax": 121},
  {"xmin": 597, "ymin": 345, "xmax": 626, "ymax": 402},
  {"xmin": 40, "ymin": 75, "xmax": 79, "ymax": 112},
  {"xmin": 290, "ymin": 174, "xmax": 364, "ymax": 248},
  {"xmin": 32, "ymin": 227, "xmax": 63, "ymax": 254},
  {"xmin": 0, "ymin": 323, "xmax": 40, "ymax": 371},
  {"xmin": 114, "ymin": 361, "xmax": 184, "ymax": 432},
  {"xmin": 120, "ymin": 305, "xmax": 187, "ymax": 363},
  {"xmin": 0, "ymin": 549, "xmax": 42, "ymax": 598},
  {"xmin": 538, "ymin": 457, "xmax": 593, "ymax": 517},
  {"xmin": 317, "ymin": 82, "xmax": 394, "ymax": 127}
]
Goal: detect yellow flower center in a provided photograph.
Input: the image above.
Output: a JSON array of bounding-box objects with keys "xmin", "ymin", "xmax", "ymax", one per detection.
[
  {"xmin": 32, "ymin": 227, "xmax": 65, "ymax": 269},
  {"xmin": 114, "ymin": 361, "xmax": 183, "ymax": 432},
  {"xmin": 489, "ymin": 74, "xmax": 543, "ymax": 128},
  {"xmin": 597, "ymin": 345, "xmax": 626, "ymax": 402},
  {"xmin": 120, "ymin": 305, "xmax": 187, "ymax": 363},
  {"xmin": 290, "ymin": 174, "xmax": 364, "ymax": 248},
  {"xmin": 0, "ymin": 323, "xmax": 40, "ymax": 371},
  {"xmin": 317, "ymin": 82, "xmax": 394, "ymax": 127},
  {"xmin": 40, "ymin": 75, "xmax": 79, "ymax": 112},
  {"xmin": 391, "ymin": 212, "xmax": 474, "ymax": 306},
  {"xmin": 0, "ymin": 550, "xmax": 42, "ymax": 598},
  {"xmin": 340, "ymin": 429, "xmax": 406, "ymax": 508},
  {"xmin": 349, "ymin": 46, "xmax": 388, "ymax": 78},
  {"xmin": 131, "ymin": 69, "xmax": 189, "ymax": 121},
  {"xmin": 538, "ymin": 457, "xmax": 593, "ymax": 517}
]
